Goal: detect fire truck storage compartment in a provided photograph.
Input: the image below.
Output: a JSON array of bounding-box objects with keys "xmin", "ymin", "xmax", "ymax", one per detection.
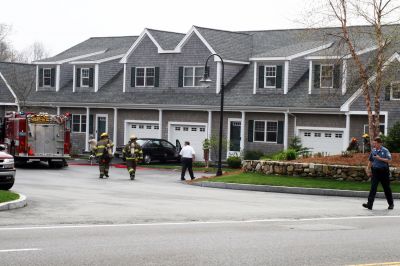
[{"xmin": 29, "ymin": 123, "xmax": 65, "ymax": 156}]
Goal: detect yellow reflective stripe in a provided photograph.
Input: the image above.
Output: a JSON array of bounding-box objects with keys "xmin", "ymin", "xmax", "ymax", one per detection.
[{"xmin": 97, "ymin": 145, "xmax": 105, "ymax": 148}]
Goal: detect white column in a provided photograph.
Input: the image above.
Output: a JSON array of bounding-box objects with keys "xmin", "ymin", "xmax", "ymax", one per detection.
[
  {"xmin": 344, "ymin": 112, "xmax": 350, "ymax": 151},
  {"xmin": 113, "ymin": 108, "xmax": 118, "ymax": 152},
  {"xmin": 85, "ymin": 107, "xmax": 90, "ymax": 152},
  {"xmin": 216, "ymin": 61, "xmax": 222, "ymax": 93},
  {"xmin": 56, "ymin": 65, "xmax": 61, "ymax": 92},
  {"xmin": 284, "ymin": 112, "xmax": 289, "ymax": 150},
  {"xmin": 240, "ymin": 111, "xmax": 245, "ymax": 152},
  {"xmin": 253, "ymin": 61, "xmax": 257, "ymax": 94},
  {"xmin": 384, "ymin": 112, "xmax": 389, "ymax": 135},
  {"xmin": 342, "ymin": 60, "xmax": 347, "ymax": 95},
  {"xmin": 57, "ymin": 107, "xmax": 60, "ymax": 115},
  {"xmin": 308, "ymin": 61, "xmax": 313, "ymax": 94},
  {"xmin": 284, "ymin": 61, "xmax": 289, "ymax": 94},
  {"xmin": 208, "ymin": 111, "xmax": 212, "ymax": 138},
  {"xmin": 35, "ymin": 65, "xmax": 39, "ymax": 91},
  {"xmin": 72, "ymin": 65, "xmax": 76, "ymax": 92},
  {"xmin": 123, "ymin": 63, "xmax": 126, "ymax": 93},
  {"xmin": 94, "ymin": 64, "xmax": 99, "ymax": 92},
  {"xmin": 158, "ymin": 109, "xmax": 163, "ymax": 139}
]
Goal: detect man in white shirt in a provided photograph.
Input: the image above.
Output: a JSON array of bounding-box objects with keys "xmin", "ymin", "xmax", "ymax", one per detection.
[{"xmin": 179, "ymin": 141, "xmax": 195, "ymax": 181}]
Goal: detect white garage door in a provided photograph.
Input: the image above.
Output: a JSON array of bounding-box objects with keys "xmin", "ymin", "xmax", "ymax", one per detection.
[
  {"xmin": 169, "ymin": 124, "xmax": 207, "ymax": 161},
  {"xmin": 125, "ymin": 122, "xmax": 160, "ymax": 142},
  {"xmin": 299, "ymin": 129, "xmax": 344, "ymax": 155}
]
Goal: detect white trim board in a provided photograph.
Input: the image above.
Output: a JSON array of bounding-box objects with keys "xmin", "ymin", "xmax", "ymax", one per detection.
[
  {"xmin": 70, "ymin": 54, "xmax": 125, "ymax": 64},
  {"xmin": 35, "ymin": 50, "xmax": 106, "ymax": 65},
  {"xmin": 0, "ymin": 72, "xmax": 18, "ymax": 105},
  {"xmin": 123, "ymin": 120, "xmax": 159, "ymax": 145},
  {"xmin": 305, "ymin": 45, "xmax": 378, "ymax": 60}
]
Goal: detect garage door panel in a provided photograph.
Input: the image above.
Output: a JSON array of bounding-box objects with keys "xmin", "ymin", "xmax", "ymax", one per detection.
[
  {"xmin": 299, "ymin": 129, "xmax": 344, "ymax": 155},
  {"xmin": 126, "ymin": 122, "xmax": 160, "ymax": 142},
  {"xmin": 170, "ymin": 124, "xmax": 207, "ymax": 161}
]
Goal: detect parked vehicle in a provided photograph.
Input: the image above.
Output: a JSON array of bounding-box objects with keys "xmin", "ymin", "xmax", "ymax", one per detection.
[
  {"xmin": 115, "ymin": 138, "xmax": 181, "ymax": 164},
  {"xmin": 0, "ymin": 144, "xmax": 16, "ymax": 190},
  {"xmin": 0, "ymin": 111, "xmax": 71, "ymax": 168}
]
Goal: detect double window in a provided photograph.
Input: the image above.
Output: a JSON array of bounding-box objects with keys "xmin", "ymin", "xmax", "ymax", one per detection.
[
  {"xmin": 391, "ymin": 82, "xmax": 400, "ymax": 100},
  {"xmin": 81, "ymin": 68, "xmax": 90, "ymax": 87},
  {"xmin": 136, "ymin": 67, "xmax": 155, "ymax": 87},
  {"xmin": 43, "ymin": 68, "xmax": 52, "ymax": 87},
  {"xmin": 254, "ymin": 120, "xmax": 278, "ymax": 142},
  {"xmin": 264, "ymin": 66, "xmax": 277, "ymax": 88},
  {"xmin": 183, "ymin": 66, "xmax": 203, "ymax": 87},
  {"xmin": 320, "ymin": 64, "xmax": 334, "ymax": 88}
]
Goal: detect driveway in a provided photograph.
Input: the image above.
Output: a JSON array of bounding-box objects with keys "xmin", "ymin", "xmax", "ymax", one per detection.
[{"xmin": 0, "ymin": 164, "xmax": 397, "ymax": 226}]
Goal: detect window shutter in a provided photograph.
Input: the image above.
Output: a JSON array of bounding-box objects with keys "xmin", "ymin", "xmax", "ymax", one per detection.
[
  {"xmin": 50, "ymin": 68, "xmax": 55, "ymax": 87},
  {"xmin": 76, "ymin": 68, "xmax": 81, "ymax": 87},
  {"xmin": 89, "ymin": 68, "xmax": 94, "ymax": 87},
  {"xmin": 248, "ymin": 120, "xmax": 254, "ymax": 142},
  {"xmin": 130, "ymin": 67, "xmax": 135, "ymax": 87},
  {"xmin": 333, "ymin": 64, "xmax": 340, "ymax": 88},
  {"xmin": 276, "ymin": 65, "xmax": 283, "ymax": 89},
  {"xmin": 154, "ymin": 67, "xmax": 160, "ymax": 87},
  {"xmin": 277, "ymin": 121, "xmax": 284, "ymax": 144},
  {"xmin": 89, "ymin": 114, "xmax": 94, "ymax": 134},
  {"xmin": 178, "ymin": 67, "xmax": 183, "ymax": 87},
  {"xmin": 313, "ymin": 64, "xmax": 320, "ymax": 89},
  {"xmin": 258, "ymin": 66, "xmax": 264, "ymax": 88},
  {"xmin": 39, "ymin": 68, "xmax": 43, "ymax": 87},
  {"xmin": 385, "ymin": 85, "xmax": 391, "ymax": 100}
]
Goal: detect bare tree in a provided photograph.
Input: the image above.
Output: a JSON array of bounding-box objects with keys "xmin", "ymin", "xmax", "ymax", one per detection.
[
  {"xmin": 0, "ymin": 24, "xmax": 14, "ymax": 62},
  {"xmin": 326, "ymin": 0, "xmax": 400, "ymax": 140}
]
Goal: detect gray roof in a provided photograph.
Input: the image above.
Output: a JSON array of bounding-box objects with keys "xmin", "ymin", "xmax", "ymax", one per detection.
[
  {"xmin": 147, "ymin": 29, "xmax": 185, "ymax": 50},
  {"xmin": 194, "ymin": 26, "xmax": 252, "ymax": 62},
  {"xmin": 253, "ymin": 41, "xmax": 331, "ymax": 58},
  {"xmin": 37, "ymin": 36, "xmax": 138, "ymax": 63}
]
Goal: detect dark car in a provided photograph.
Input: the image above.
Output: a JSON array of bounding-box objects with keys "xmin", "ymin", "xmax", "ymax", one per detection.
[
  {"xmin": 115, "ymin": 138, "xmax": 181, "ymax": 164},
  {"xmin": 0, "ymin": 144, "xmax": 16, "ymax": 190}
]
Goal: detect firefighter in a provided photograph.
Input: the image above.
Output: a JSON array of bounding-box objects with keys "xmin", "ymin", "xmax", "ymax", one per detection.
[
  {"xmin": 94, "ymin": 132, "xmax": 114, "ymax": 179},
  {"xmin": 122, "ymin": 134, "xmax": 143, "ymax": 180}
]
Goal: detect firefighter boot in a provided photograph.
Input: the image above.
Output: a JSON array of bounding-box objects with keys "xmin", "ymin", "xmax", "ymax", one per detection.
[
  {"xmin": 105, "ymin": 172, "xmax": 109, "ymax": 178},
  {"xmin": 130, "ymin": 173, "xmax": 135, "ymax": 180},
  {"xmin": 99, "ymin": 174, "xmax": 104, "ymax": 179}
]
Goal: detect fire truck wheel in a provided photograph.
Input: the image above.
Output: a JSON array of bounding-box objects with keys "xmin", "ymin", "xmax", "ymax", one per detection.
[
  {"xmin": 0, "ymin": 182, "xmax": 14, "ymax": 190},
  {"xmin": 49, "ymin": 161, "xmax": 64, "ymax": 169}
]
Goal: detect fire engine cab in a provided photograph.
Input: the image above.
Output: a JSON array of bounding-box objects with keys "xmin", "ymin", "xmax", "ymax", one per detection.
[{"xmin": 0, "ymin": 111, "xmax": 71, "ymax": 167}]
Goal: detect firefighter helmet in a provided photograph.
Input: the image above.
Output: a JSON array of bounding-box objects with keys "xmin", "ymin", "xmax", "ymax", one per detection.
[
  {"xmin": 101, "ymin": 132, "xmax": 108, "ymax": 138},
  {"xmin": 130, "ymin": 134, "xmax": 137, "ymax": 140}
]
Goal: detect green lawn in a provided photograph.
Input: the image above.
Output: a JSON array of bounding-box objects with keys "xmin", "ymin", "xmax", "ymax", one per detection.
[
  {"xmin": 208, "ymin": 172, "xmax": 400, "ymax": 192},
  {"xmin": 0, "ymin": 190, "xmax": 19, "ymax": 203},
  {"xmin": 139, "ymin": 164, "xmax": 238, "ymax": 173}
]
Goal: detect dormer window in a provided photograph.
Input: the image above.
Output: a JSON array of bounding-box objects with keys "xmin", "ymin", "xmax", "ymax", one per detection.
[
  {"xmin": 264, "ymin": 66, "xmax": 277, "ymax": 88},
  {"xmin": 43, "ymin": 68, "xmax": 52, "ymax": 87},
  {"xmin": 391, "ymin": 82, "xmax": 400, "ymax": 100},
  {"xmin": 183, "ymin": 66, "xmax": 203, "ymax": 87},
  {"xmin": 320, "ymin": 64, "xmax": 334, "ymax": 88},
  {"xmin": 136, "ymin": 67, "xmax": 155, "ymax": 87},
  {"xmin": 81, "ymin": 68, "xmax": 90, "ymax": 87}
]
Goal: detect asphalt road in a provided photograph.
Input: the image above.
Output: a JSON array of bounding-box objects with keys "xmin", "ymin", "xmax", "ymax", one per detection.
[{"xmin": 1, "ymin": 163, "xmax": 400, "ymax": 265}]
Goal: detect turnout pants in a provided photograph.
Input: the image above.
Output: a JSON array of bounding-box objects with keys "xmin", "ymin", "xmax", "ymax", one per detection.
[
  {"xmin": 368, "ymin": 167, "xmax": 394, "ymax": 207},
  {"xmin": 126, "ymin": 159, "xmax": 137, "ymax": 177},
  {"xmin": 99, "ymin": 157, "xmax": 111, "ymax": 176},
  {"xmin": 181, "ymin": 157, "xmax": 194, "ymax": 180}
]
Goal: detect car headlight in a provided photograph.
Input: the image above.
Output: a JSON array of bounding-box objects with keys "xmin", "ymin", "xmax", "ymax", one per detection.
[{"xmin": 4, "ymin": 158, "xmax": 14, "ymax": 164}]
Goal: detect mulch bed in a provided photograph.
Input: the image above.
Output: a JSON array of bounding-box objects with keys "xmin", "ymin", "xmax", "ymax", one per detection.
[{"xmin": 294, "ymin": 153, "xmax": 400, "ymax": 167}]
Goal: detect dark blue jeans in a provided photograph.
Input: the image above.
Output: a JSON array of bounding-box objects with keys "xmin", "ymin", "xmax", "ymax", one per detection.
[
  {"xmin": 368, "ymin": 167, "xmax": 393, "ymax": 207},
  {"xmin": 181, "ymin": 158, "xmax": 194, "ymax": 180}
]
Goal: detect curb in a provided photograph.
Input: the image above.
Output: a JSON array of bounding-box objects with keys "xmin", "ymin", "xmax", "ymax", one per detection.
[
  {"xmin": 0, "ymin": 193, "xmax": 27, "ymax": 211},
  {"xmin": 191, "ymin": 182, "xmax": 400, "ymax": 199}
]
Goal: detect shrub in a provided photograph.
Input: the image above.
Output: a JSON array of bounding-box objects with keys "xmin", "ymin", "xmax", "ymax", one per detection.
[
  {"xmin": 385, "ymin": 122, "xmax": 400, "ymax": 152},
  {"xmin": 244, "ymin": 150, "xmax": 264, "ymax": 160},
  {"xmin": 227, "ymin": 156, "xmax": 242, "ymax": 168},
  {"xmin": 285, "ymin": 149, "xmax": 297, "ymax": 160},
  {"xmin": 192, "ymin": 161, "xmax": 206, "ymax": 167}
]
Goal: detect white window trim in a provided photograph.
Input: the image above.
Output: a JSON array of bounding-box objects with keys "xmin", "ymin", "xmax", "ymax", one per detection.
[
  {"xmin": 43, "ymin": 68, "xmax": 52, "ymax": 87},
  {"xmin": 363, "ymin": 123, "xmax": 385, "ymax": 134},
  {"xmin": 390, "ymin": 81, "xmax": 400, "ymax": 100},
  {"xmin": 72, "ymin": 114, "xmax": 87, "ymax": 133},
  {"xmin": 135, "ymin": 67, "xmax": 155, "ymax": 87},
  {"xmin": 264, "ymin": 65, "xmax": 277, "ymax": 89},
  {"xmin": 320, "ymin": 64, "xmax": 334, "ymax": 89},
  {"xmin": 183, "ymin": 66, "xmax": 203, "ymax": 87},
  {"xmin": 80, "ymin": 68, "xmax": 90, "ymax": 88},
  {"xmin": 253, "ymin": 120, "xmax": 278, "ymax": 143}
]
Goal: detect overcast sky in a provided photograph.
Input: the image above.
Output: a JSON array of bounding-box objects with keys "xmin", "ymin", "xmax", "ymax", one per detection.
[{"xmin": 1, "ymin": 0, "xmax": 324, "ymax": 56}]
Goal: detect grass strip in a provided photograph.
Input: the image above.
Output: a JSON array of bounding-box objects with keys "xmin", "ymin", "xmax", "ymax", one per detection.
[
  {"xmin": 0, "ymin": 190, "xmax": 19, "ymax": 203},
  {"xmin": 207, "ymin": 172, "xmax": 400, "ymax": 192},
  {"xmin": 139, "ymin": 164, "xmax": 238, "ymax": 173}
]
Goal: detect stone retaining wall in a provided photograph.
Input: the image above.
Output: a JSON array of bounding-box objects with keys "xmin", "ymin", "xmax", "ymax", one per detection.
[{"xmin": 243, "ymin": 160, "xmax": 400, "ymax": 181}]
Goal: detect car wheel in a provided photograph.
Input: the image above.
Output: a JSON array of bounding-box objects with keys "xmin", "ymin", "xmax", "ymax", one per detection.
[
  {"xmin": 0, "ymin": 182, "xmax": 14, "ymax": 190},
  {"xmin": 144, "ymin": 154, "xmax": 152, "ymax": 164}
]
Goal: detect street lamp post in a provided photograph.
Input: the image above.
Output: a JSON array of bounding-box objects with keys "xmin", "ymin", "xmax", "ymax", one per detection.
[{"xmin": 200, "ymin": 54, "xmax": 224, "ymax": 176}]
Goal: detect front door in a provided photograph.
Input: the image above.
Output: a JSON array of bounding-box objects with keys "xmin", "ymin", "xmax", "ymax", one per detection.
[
  {"xmin": 228, "ymin": 120, "xmax": 241, "ymax": 157},
  {"xmin": 96, "ymin": 114, "xmax": 108, "ymax": 140}
]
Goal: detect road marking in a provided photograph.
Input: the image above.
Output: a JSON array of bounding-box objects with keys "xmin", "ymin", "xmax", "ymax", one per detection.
[
  {"xmin": 349, "ymin": 263, "xmax": 400, "ymax": 266},
  {"xmin": 0, "ymin": 215, "xmax": 400, "ymax": 231},
  {"xmin": 0, "ymin": 248, "xmax": 41, "ymax": 253}
]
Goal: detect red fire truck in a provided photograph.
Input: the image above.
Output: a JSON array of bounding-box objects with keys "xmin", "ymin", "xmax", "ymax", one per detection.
[{"xmin": 0, "ymin": 111, "xmax": 71, "ymax": 167}]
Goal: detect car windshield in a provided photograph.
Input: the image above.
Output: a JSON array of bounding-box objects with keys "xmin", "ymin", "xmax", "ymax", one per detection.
[{"xmin": 136, "ymin": 139, "xmax": 148, "ymax": 147}]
